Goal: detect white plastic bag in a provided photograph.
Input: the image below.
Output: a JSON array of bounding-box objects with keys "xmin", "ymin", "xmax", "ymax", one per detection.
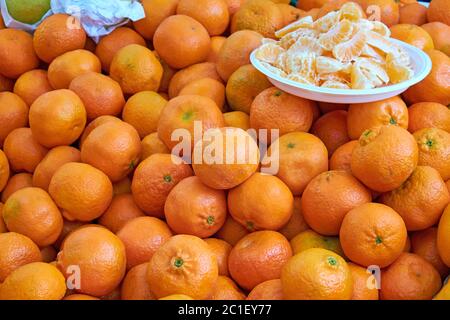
[
  {"xmin": 51, "ymin": 0, "xmax": 145, "ymax": 42},
  {"xmin": 0, "ymin": 0, "xmax": 53, "ymax": 33}
]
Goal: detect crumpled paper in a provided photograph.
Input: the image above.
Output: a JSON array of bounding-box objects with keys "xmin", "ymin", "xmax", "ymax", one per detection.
[
  {"xmin": 51, "ymin": 0, "xmax": 145, "ymax": 42},
  {"xmin": 0, "ymin": 0, "xmax": 53, "ymax": 33}
]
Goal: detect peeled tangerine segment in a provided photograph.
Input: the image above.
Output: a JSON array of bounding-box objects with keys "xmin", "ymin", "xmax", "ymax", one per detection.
[
  {"xmin": 287, "ymin": 73, "xmax": 316, "ymax": 85},
  {"xmin": 386, "ymin": 53, "xmax": 414, "ymax": 84},
  {"xmin": 333, "ymin": 30, "xmax": 367, "ymax": 62},
  {"xmin": 361, "ymin": 44, "xmax": 385, "ymax": 63},
  {"xmin": 313, "ymin": 10, "xmax": 340, "ymax": 33},
  {"xmin": 351, "ymin": 58, "xmax": 388, "ymax": 89},
  {"xmin": 321, "ymin": 80, "xmax": 350, "ymax": 89},
  {"xmin": 279, "ymin": 28, "xmax": 318, "ymax": 49},
  {"xmin": 255, "ymin": 43, "xmax": 285, "ymax": 65},
  {"xmin": 316, "ymin": 56, "xmax": 350, "ymax": 74},
  {"xmin": 288, "ymin": 36, "xmax": 323, "ymax": 56},
  {"xmin": 260, "ymin": 61, "xmax": 287, "ymax": 78},
  {"xmin": 319, "ymin": 71, "xmax": 350, "ymax": 84},
  {"xmin": 275, "ymin": 15, "xmax": 314, "ymax": 38},
  {"xmin": 356, "ymin": 58, "xmax": 389, "ymax": 84},
  {"xmin": 274, "ymin": 52, "xmax": 288, "ymax": 73},
  {"xmin": 285, "ymin": 52, "xmax": 316, "ymax": 81},
  {"xmin": 366, "ymin": 31, "xmax": 398, "ymax": 54},
  {"xmin": 371, "ymin": 21, "xmax": 391, "ymax": 37},
  {"xmin": 318, "ymin": 19, "xmax": 354, "ymax": 51},
  {"xmin": 339, "ymin": 2, "xmax": 365, "ymax": 21}
]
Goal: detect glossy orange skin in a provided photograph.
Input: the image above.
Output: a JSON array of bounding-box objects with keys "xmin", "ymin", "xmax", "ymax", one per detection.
[
  {"xmin": 33, "ymin": 14, "xmax": 86, "ymax": 63},
  {"xmin": 278, "ymin": 3, "xmax": 305, "ymax": 26},
  {"xmin": 356, "ymin": 0, "xmax": 400, "ymax": 27},
  {"xmin": 207, "ymin": 36, "xmax": 226, "ymax": 63},
  {"xmin": 64, "ymin": 294, "xmax": 100, "ymax": 300},
  {"xmin": 0, "ymin": 150, "xmax": 9, "ymax": 192},
  {"xmin": 263, "ymin": 132, "xmax": 329, "ymax": 196},
  {"xmin": 117, "ymin": 216, "xmax": 173, "ymax": 269},
  {"xmin": 340, "ymin": 203, "xmax": 407, "ymax": 268},
  {"xmin": 0, "ymin": 29, "xmax": 39, "ymax": 79},
  {"xmin": 312, "ymin": 110, "xmax": 350, "ymax": 155},
  {"xmin": 95, "ymin": 27, "xmax": 146, "ymax": 72},
  {"xmin": 179, "ymin": 78, "xmax": 226, "ymax": 111},
  {"xmin": 411, "ymin": 228, "xmax": 449, "ymax": 277},
  {"xmin": 229, "ymin": 231, "xmax": 292, "ymax": 291},
  {"xmin": 79, "ymin": 115, "xmax": 122, "ymax": 147},
  {"xmin": 69, "ymin": 72, "xmax": 125, "ymax": 121},
  {"xmin": 49, "ymin": 162, "xmax": 113, "ymax": 222},
  {"xmin": 0, "ymin": 92, "xmax": 29, "ymax": 147},
  {"xmin": 147, "ymin": 234, "xmax": 219, "ymax": 299},
  {"xmin": 347, "ymin": 263, "xmax": 379, "ymax": 300},
  {"xmin": 121, "ymin": 263, "xmax": 156, "ymax": 300},
  {"xmin": 33, "ymin": 146, "xmax": 81, "ymax": 192},
  {"xmin": 157, "ymin": 95, "xmax": 225, "ymax": 150},
  {"xmin": 122, "ymin": 91, "xmax": 168, "ymax": 139},
  {"xmin": 165, "ymin": 176, "xmax": 226, "ymax": 238},
  {"xmin": 427, "ymin": 0, "xmax": 450, "ymax": 25},
  {"xmin": 329, "ymin": 140, "xmax": 358, "ymax": 173},
  {"xmin": 281, "ymin": 248, "xmax": 353, "ymax": 300},
  {"xmin": 3, "ymin": 188, "xmax": 63, "ymax": 247},
  {"xmin": 413, "ymin": 128, "xmax": 450, "ymax": 181},
  {"xmin": 13, "ymin": 70, "xmax": 53, "ymax": 106},
  {"xmin": 204, "ymin": 238, "xmax": 232, "ymax": 277},
  {"xmin": 228, "ymin": 173, "xmax": 294, "ymax": 231},
  {"xmin": 215, "ymin": 215, "xmax": 249, "ymax": 246},
  {"xmin": 380, "ymin": 253, "xmax": 441, "ymax": 300},
  {"xmin": 279, "ymin": 197, "xmax": 309, "ymax": 240},
  {"xmin": 408, "ymin": 102, "xmax": 450, "ymax": 134},
  {"xmin": 0, "ymin": 262, "xmax": 66, "ymax": 300},
  {"xmin": 250, "ymin": 87, "xmax": 315, "ymax": 144},
  {"xmin": 48, "ymin": 49, "xmax": 101, "ymax": 89},
  {"xmin": 141, "ymin": 133, "xmax": 170, "ymax": 160},
  {"xmin": 3, "ymin": 128, "xmax": 48, "ymax": 173},
  {"xmin": 390, "ymin": 24, "xmax": 434, "ymax": 50},
  {"xmin": 192, "ymin": 127, "xmax": 259, "ymax": 190},
  {"xmin": 380, "ymin": 166, "xmax": 450, "ymax": 231},
  {"xmin": 168, "ymin": 62, "xmax": 222, "ymax": 98},
  {"xmin": 154, "ymin": 15, "xmax": 211, "ymax": 69},
  {"xmin": 302, "ymin": 170, "xmax": 372, "ymax": 236},
  {"xmin": 216, "ymin": 30, "xmax": 263, "ymax": 81},
  {"xmin": 0, "ymin": 232, "xmax": 42, "ymax": 282},
  {"xmin": 211, "ymin": 276, "xmax": 246, "ymax": 300},
  {"xmin": 297, "ymin": 0, "xmax": 330, "ymax": 10},
  {"xmin": 29, "ymin": 89, "xmax": 86, "ymax": 148},
  {"xmin": 81, "ymin": 121, "xmax": 141, "ymax": 182},
  {"xmin": 177, "ymin": 0, "xmax": 230, "ymax": 36},
  {"xmin": 437, "ymin": 204, "xmax": 450, "ymax": 267},
  {"xmin": 247, "ymin": 279, "xmax": 284, "ymax": 300},
  {"xmin": 290, "ymin": 229, "xmax": 345, "ymax": 257},
  {"xmin": 399, "ymin": 3, "xmax": 428, "ymax": 25},
  {"xmin": 226, "ymin": 64, "xmax": 272, "ymax": 114},
  {"xmin": 110, "ymin": 44, "xmax": 163, "ymax": 95},
  {"xmin": 57, "ymin": 226, "xmax": 126, "ymax": 297},
  {"xmin": 1, "ymin": 173, "xmax": 33, "ymax": 203},
  {"xmin": 351, "ymin": 125, "xmax": 418, "ymax": 193},
  {"xmin": 54, "ymin": 219, "xmax": 86, "ymax": 250},
  {"xmin": 133, "ymin": 0, "xmax": 179, "ymax": 40},
  {"xmin": 98, "ymin": 194, "xmax": 145, "ymax": 233},
  {"xmin": 347, "ymin": 96, "xmax": 408, "ymax": 140},
  {"xmin": 403, "ymin": 50, "xmax": 450, "ymax": 106},
  {"xmin": 131, "ymin": 154, "xmax": 193, "ymax": 218},
  {"xmin": 0, "ymin": 203, "xmax": 6, "ymax": 233},
  {"xmin": 421, "ymin": 22, "xmax": 450, "ymax": 56}
]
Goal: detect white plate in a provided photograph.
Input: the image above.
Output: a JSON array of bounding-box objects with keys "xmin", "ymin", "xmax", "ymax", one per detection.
[{"xmin": 250, "ymin": 38, "xmax": 432, "ymax": 104}]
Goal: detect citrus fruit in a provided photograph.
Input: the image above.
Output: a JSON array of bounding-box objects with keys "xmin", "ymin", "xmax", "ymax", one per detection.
[
  {"xmin": 154, "ymin": 15, "xmax": 211, "ymax": 69},
  {"xmin": 13, "ymin": 69, "xmax": 53, "ymax": 106},
  {"xmin": 133, "ymin": 0, "xmax": 179, "ymax": 40},
  {"xmin": 228, "ymin": 173, "xmax": 294, "ymax": 231},
  {"xmin": 5, "ymin": 0, "xmax": 50, "ymax": 24},
  {"xmin": 33, "ymin": 13, "xmax": 86, "ymax": 63},
  {"xmin": 427, "ymin": 0, "xmax": 450, "ymax": 25},
  {"xmin": 211, "ymin": 276, "xmax": 246, "ymax": 300},
  {"xmin": 223, "ymin": 111, "xmax": 250, "ymax": 130},
  {"xmin": 399, "ymin": 3, "xmax": 428, "ymax": 25},
  {"xmin": 215, "ymin": 215, "xmax": 249, "ymax": 246},
  {"xmin": 49, "ymin": 162, "xmax": 113, "ymax": 222},
  {"xmin": 281, "ymin": 248, "xmax": 353, "ymax": 300},
  {"xmin": 165, "ymin": 176, "xmax": 226, "ymax": 237},
  {"xmin": 312, "ymin": 110, "xmax": 350, "ymax": 155},
  {"xmin": 179, "ymin": 78, "xmax": 226, "ymax": 111},
  {"xmin": 29, "ymin": 89, "xmax": 87, "ymax": 148},
  {"xmin": 147, "ymin": 234, "xmax": 218, "ymax": 299},
  {"xmin": 351, "ymin": 125, "xmax": 418, "ymax": 192},
  {"xmin": 79, "ymin": 115, "xmax": 122, "ymax": 147},
  {"xmin": 380, "ymin": 166, "xmax": 450, "ymax": 231},
  {"xmin": 437, "ymin": 204, "xmax": 450, "ymax": 267},
  {"xmin": 110, "ymin": 44, "xmax": 163, "ymax": 95},
  {"xmin": 247, "ymin": 279, "xmax": 284, "ymax": 300},
  {"xmin": 1, "ymin": 173, "xmax": 33, "ymax": 203},
  {"xmin": 121, "ymin": 263, "xmax": 155, "ymax": 300},
  {"xmin": 207, "ymin": 36, "xmax": 227, "ymax": 63},
  {"xmin": 340, "ymin": 202, "xmax": 407, "ymax": 268},
  {"xmin": 204, "ymin": 238, "xmax": 232, "ymax": 277},
  {"xmin": 69, "ymin": 72, "xmax": 125, "ymax": 121},
  {"xmin": 141, "ymin": 133, "xmax": 170, "ymax": 159},
  {"xmin": 64, "ymin": 294, "xmax": 100, "ymax": 300},
  {"xmin": 228, "ymin": 230, "xmax": 292, "ymax": 291},
  {"xmin": 356, "ymin": 0, "xmax": 400, "ymax": 27},
  {"xmin": 290, "ymin": 229, "xmax": 345, "ymax": 257},
  {"xmin": 434, "ymin": 282, "xmax": 450, "ymax": 300},
  {"xmin": 329, "ymin": 140, "xmax": 358, "ymax": 172},
  {"xmin": 421, "ymin": 22, "xmax": 450, "ymax": 56},
  {"xmin": 131, "ymin": 154, "xmax": 193, "ymax": 218},
  {"xmin": 0, "ymin": 92, "xmax": 28, "ymax": 147},
  {"xmin": 117, "ymin": 216, "xmax": 173, "ymax": 269},
  {"xmin": 2, "ymin": 187, "xmax": 63, "ymax": 247},
  {"xmin": 348, "ymin": 262, "xmax": 379, "ymax": 300},
  {"xmin": 279, "ymin": 197, "xmax": 309, "ymax": 240},
  {"xmin": 390, "ymin": 24, "xmax": 434, "ymax": 51},
  {"xmin": 408, "ymin": 102, "xmax": 450, "ymax": 133},
  {"xmin": 57, "ymin": 226, "xmax": 126, "ymax": 297}
]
